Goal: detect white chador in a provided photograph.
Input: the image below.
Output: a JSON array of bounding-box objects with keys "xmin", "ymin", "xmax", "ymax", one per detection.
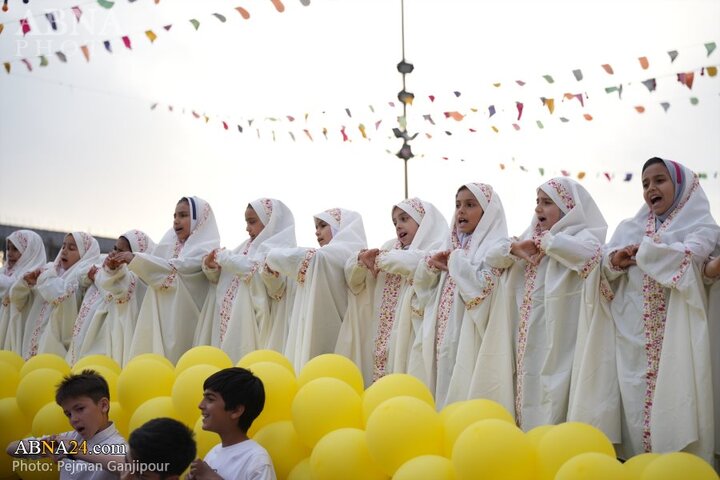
[
  {"xmin": 128, "ymin": 196, "xmax": 220, "ymax": 364},
  {"xmin": 65, "ymin": 254, "xmax": 107, "ymax": 365},
  {"xmin": 335, "ymin": 198, "xmax": 448, "ymax": 387},
  {"xmin": 266, "ymin": 208, "xmax": 366, "ymax": 373},
  {"xmin": 599, "ymin": 160, "xmax": 717, "ymax": 461},
  {"xmin": 483, "ymin": 178, "xmax": 607, "ymax": 429},
  {"xmin": 196, "ymin": 198, "xmax": 296, "ymax": 362},
  {"xmin": 704, "ymin": 244, "xmax": 720, "ymax": 466},
  {"xmin": 17, "ymin": 232, "xmax": 100, "ymax": 359},
  {"xmin": 412, "ymin": 184, "xmax": 508, "ymax": 407},
  {"xmin": 68, "ymin": 230, "xmax": 156, "ymax": 366},
  {"xmin": 1, "ymin": 230, "xmax": 46, "ymax": 352}
]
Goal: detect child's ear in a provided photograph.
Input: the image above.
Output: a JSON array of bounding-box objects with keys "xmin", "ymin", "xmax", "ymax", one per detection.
[
  {"xmin": 98, "ymin": 397, "xmax": 110, "ymax": 414},
  {"xmin": 230, "ymin": 405, "xmax": 245, "ymax": 420}
]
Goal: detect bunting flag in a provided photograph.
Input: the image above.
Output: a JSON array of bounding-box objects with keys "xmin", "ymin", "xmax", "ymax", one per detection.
[
  {"xmin": 358, "ymin": 124, "xmax": 367, "ymax": 138},
  {"xmin": 668, "ymin": 50, "xmax": 679, "ymax": 62},
  {"xmin": 72, "ymin": 6, "xmax": 83, "ymax": 22},
  {"xmin": 488, "ymin": 105, "xmax": 496, "ymax": 117},
  {"xmin": 624, "ymin": 173, "xmax": 633, "ymax": 181},
  {"xmin": 677, "ymin": 72, "xmax": 694, "ymax": 89},
  {"xmin": 605, "ymin": 85, "xmax": 623, "ymax": 99},
  {"xmin": 21, "ymin": 59, "xmax": 32, "ymax": 72},
  {"xmin": 516, "ymin": 102, "xmax": 524, "ymax": 120},
  {"xmin": 444, "ymin": 111, "xmax": 464, "ymax": 121},
  {"xmin": 271, "ymin": 0, "xmax": 286, "ymax": 13},
  {"xmin": 97, "ymin": 0, "xmax": 115, "ymax": 8},
  {"xmin": 345, "ymin": 108, "xmax": 352, "ymax": 117},
  {"xmin": 103, "ymin": 41, "xmax": 112, "ymax": 53},
  {"xmin": 516, "ymin": 80, "xmax": 526, "ymax": 86},
  {"xmin": 45, "ymin": 13, "xmax": 57, "ymax": 31},
  {"xmin": 573, "ymin": 69, "xmax": 583, "ymax": 81},
  {"xmin": 212, "ymin": 13, "xmax": 227, "ymax": 23},
  {"xmin": 39, "ymin": 55, "xmax": 48, "ymax": 67},
  {"xmin": 660, "ymin": 102, "xmax": 670, "ymax": 112},
  {"xmin": 690, "ymin": 97, "xmax": 699, "ymax": 105},
  {"xmin": 122, "ymin": 36, "xmax": 132, "ymax": 50},
  {"xmin": 601, "ymin": 64, "xmax": 614, "ymax": 74},
  {"xmin": 189, "ymin": 19, "xmax": 200, "ymax": 30},
  {"xmin": 543, "ymin": 75, "xmax": 554, "ymax": 84},
  {"xmin": 20, "ymin": 18, "xmax": 30, "ymax": 36},
  {"xmin": 638, "ymin": 57, "xmax": 649, "ymax": 69},
  {"xmin": 641, "ymin": 78, "xmax": 657, "ymax": 92},
  {"xmin": 236, "ymin": 7, "xmax": 250, "ymax": 19},
  {"xmin": 55, "ymin": 51, "xmax": 67, "ymax": 63},
  {"xmin": 536, "ymin": 120, "xmax": 544, "ymax": 129},
  {"xmin": 542, "ymin": 97, "xmax": 555, "ymax": 114},
  {"xmin": 0, "ymin": 25, "xmax": 4, "ymax": 36},
  {"xmin": 340, "ymin": 126, "xmax": 348, "ymax": 141},
  {"xmin": 423, "ymin": 114, "xmax": 435, "ymax": 125},
  {"xmin": 80, "ymin": 45, "xmax": 90, "ymax": 62},
  {"xmin": 145, "ymin": 30, "xmax": 157, "ymax": 43},
  {"xmin": 634, "ymin": 106, "xmax": 645, "ymax": 113},
  {"xmin": 706, "ymin": 42, "xmax": 717, "ymax": 57}
]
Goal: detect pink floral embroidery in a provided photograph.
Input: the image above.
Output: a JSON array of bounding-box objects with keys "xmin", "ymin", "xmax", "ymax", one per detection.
[
  {"xmin": 160, "ymin": 241, "xmax": 184, "ymax": 290},
  {"xmin": 373, "ymin": 272, "xmax": 403, "ymax": 381},
  {"xmin": 218, "ymin": 275, "xmax": 242, "ymax": 344},
  {"xmin": 70, "ymin": 288, "xmax": 101, "ymax": 364},
  {"xmin": 28, "ymin": 301, "xmax": 50, "ymax": 358},
  {"xmin": 16, "ymin": 231, "xmax": 28, "ymax": 251},
  {"xmin": 297, "ymin": 249, "xmax": 317, "ymax": 285},
  {"xmin": 435, "ymin": 275, "xmax": 457, "ymax": 360},
  {"xmin": 403, "ymin": 198, "xmax": 426, "ymax": 218},
  {"xmin": 132, "ymin": 230, "xmax": 149, "ymax": 253},
  {"xmin": 546, "ymin": 179, "xmax": 575, "ymax": 211},
  {"xmin": 325, "ymin": 208, "xmax": 342, "ymax": 224},
  {"xmin": 471, "ymin": 183, "xmax": 493, "ymax": 204},
  {"xmin": 51, "ymin": 284, "xmax": 78, "ymax": 307},
  {"xmin": 411, "ymin": 306, "xmax": 423, "ymax": 317},
  {"xmin": 534, "ymin": 230, "xmax": 550, "ymax": 252},
  {"xmin": 515, "ymin": 261, "xmax": 538, "ymax": 428},
  {"xmin": 579, "ymin": 247, "xmax": 602, "ymax": 279},
  {"xmin": 261, "ymin": 199, "xmax": 273, "ymax": 219},
  {"xmin": 243, "ymin": 262, "xmax": 260, "ymax": 284},
  {"xmin": 599, "ymin": 275, "xmax": 614, "ymax": 301},
  {"xmin": 641, "ymin": 273, "xmax": 666, "ymax": 452},
  {"xmin": 111, "ymin": 276, "xmax": 137, "ymax": 305},
  {"xmin": 78, "ymin": 232, "xmax": 94, "ymax": 254},
  {"xmin": 464, "ymin": 268, "xmax": 503, "ymax": 310}
]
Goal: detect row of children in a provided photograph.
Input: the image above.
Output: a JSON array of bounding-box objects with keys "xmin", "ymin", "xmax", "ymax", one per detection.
[
  {"xmin": 1, "ymin": 157, "xmax": 719, "ymax": 463},
  {"xmin": 6, "ymin": 367, "xmax": 275, "ymax": 479}
]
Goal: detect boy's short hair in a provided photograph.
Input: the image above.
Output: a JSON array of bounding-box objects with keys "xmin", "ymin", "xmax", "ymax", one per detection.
[
  {"xmin": 203, "ymin": 367, "xmax": 265, "ymax": 433},
  {"xmin": 129, "ymin": 418, "xmax": 196, "ymax": 477},
  {"xmin": 55, "ymin": 369, "xmax": 110, "ymax": 405}
]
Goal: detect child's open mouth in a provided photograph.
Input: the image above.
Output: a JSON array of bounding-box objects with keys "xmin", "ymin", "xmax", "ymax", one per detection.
[{"xmin": 650, "ymin": 195, "xmax": 662, "ymax": 205}]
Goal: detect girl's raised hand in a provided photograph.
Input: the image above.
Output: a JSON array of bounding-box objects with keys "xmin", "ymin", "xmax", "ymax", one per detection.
[
  {"xmin": 87, "ymin": 265, "xmax": 98, "ymax": 282},
  {"xmin": 704, "ymin": 256, "xmax": 720, "ymax": 279},
  {"xmin": 113, "ymin": 252, "xmax": 135, "ymax": 265},
  {"xmin": 428, "ymin": 250, "xmax": 451, "ymax": 271},
  {"xmin": 511, "ymin": 239, "xmax": 540, "ymax": 265},
  {"xmin": 359, "ymin": 248, "xmax": 380, "ymax": 275},
  {"xmin": 204, "ymin": 249, "xmax": 220, "ymax": 270},
  {"xmin": 23, "ymin": 268, "xmax": 41, "ymax": 286},
  {"xmin": 611, "ymin": 244, "xmax": 639, "ymax": 269}
]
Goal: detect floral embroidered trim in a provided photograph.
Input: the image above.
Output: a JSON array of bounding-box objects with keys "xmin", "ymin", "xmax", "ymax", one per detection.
[
  {"xmin": 579, "ymin": 247, "xmax": 602, "ymax": 279},
  {"xmin": 51, "ymin": 284, "xmax": 78, "ymax": 307},
  {"xmin": 160, "ymin": 267, "xmax": 178, "ymax": 290},
  {"xmin": 515, "ymin": 261, "xmax": 539, "ymax": 429},
  {"xmin": 403, "ymin": 197, "xmax": 426, "ymax": 218},
  {"xmin": 15, "ymin": 231, "xmax": 28, "ymax": 251},
  {"xmin": 263, "ymin": 262, "xmax": 280, "ymax": 278},
  {"xmin": 218, "ymin": 276, "xmax": 242, "ymax": 344},
  {"xmin": 464, "ymin": 268, "xmax": 503, "ymax": 310},
  {"xmin": 325, "ymin": 208, "xmax": 342, "ymax": 223},
  {"xmin": 111, "ymin": 276, "xmax": 137, "ymax": 305},
  {"xmin": 297, "ymin": 249, "xmax": 317, "ymax": 285},
  {"xmin": 28, "ymin": 301, "xmax": 49, "ymax": 358},
  {"xmin": 670, "ymin": 250, "xmax": 693, "ymax": 287},
  {"xmin": 599, "ymin": 275, "xmax": 614, "ymax": 302},
  {"xmin": 534, "ymin": 230, "xmax": 550, "ymax": 252},
  {"xmin": 435, "ymin": 275, "xmax": 457, "ymax": 360},
  {"xmin": 1, "ymin": 296, "xmax": 9, "ymax": 307},
  {"xmin": 243, "ymin": 262, "xmax": 260, "ymax": 284},
  {"xmin": 261, "ymin": 198, "xmax": 273, "ymax": 219},
  {"xmin": 546, "ymin": 179, "xmax": 575, "ymax": 212},
  {"xmin": 373, "ymin": 273, "xmax": 403, "ymax": 381},
  {"xmin": 641, "ymin": 273, "xmax": 667, "ymax": 452},
  {"xmin": 192, "ymin": 202, "xmax": 212, "ymax": 234},
  {"xmin": 69, "ymin": 288, "xmax": 102, "ymax": 364},
  {"xmin": 131, "ymin": 230, "xmax": 149, "ymax": 253},
  {"xmin": 472, "ymin": 183, "xmax": 493, "ymax": 204},
  {"xmin": 411, "ymin": 307, "xmax": 423, "ymax": 318},
  {"xmin": 77, "ymin": 232, "xmax": 94, "ymax": 254},
  {"xmin": 425, "ymin": 254, "xmax": 440, "ymax": 273}
]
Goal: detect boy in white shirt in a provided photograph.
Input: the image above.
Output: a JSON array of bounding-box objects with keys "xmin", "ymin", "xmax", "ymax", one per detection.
[{"xmin": 189, "ymin": 368, "xmax": 276, "ymax": 480}]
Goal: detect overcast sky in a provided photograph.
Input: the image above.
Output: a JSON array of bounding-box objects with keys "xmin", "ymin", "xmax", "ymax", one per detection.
[{"xmin": 1, "ymin": 0, "xmax": 718, "ymax": 249}]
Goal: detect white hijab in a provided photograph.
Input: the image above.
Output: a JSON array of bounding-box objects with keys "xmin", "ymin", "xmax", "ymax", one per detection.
[
  {"xmin": 2, "ymin": 230, "xmax": 46, "ymax": 279},
  {"xmin": 244, "ymin": 198, "xmax": 297, "ymax": 258},
  {"xmin": 313, "ymin": 208, "xmax": 367, "ymax": 255},
  {"xmin": 153, "ymin": 196, "xmax": 220, "ymax": 261},
  {"xmin": 449, "ymin": 183, "xmax": 509, "ymax": 259},
  {"xmin": 52, "ymin": 232, "xmax": 101, "ymax": 278},
  {"xmin": 394, "ymin": 197, "xmax": 449, "ymax": 251},
  {"xmin": 121, "ymin": 229, "xmax": 156, "ymax": 254}
]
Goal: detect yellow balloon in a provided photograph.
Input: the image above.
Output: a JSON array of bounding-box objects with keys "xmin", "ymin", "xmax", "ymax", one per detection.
[
  {"xmin": 298, "ymin": 354, "xmax": 364, "ymax": 394},
  {"xmin": 19, "ymin": 354, "xmax": 70, "ymax": 378},
  {"xmin": 443, "ymin": 398, "xmax": 514, "ymax": 455},
  {"xmin": 365, "ymin": 395, "xmax": 443, "ymax": 476},
  {"xmin": 193, "ymin": 416, "xmax": 221, "ymax": 459},
  {"xmin": 537, "ymin": 422, "xmax": 615, "ymax": 480},
  {"xmin": 16, "ymin": 368, "xmax": 65, "ymax": 419},
  {"xmin": 291, "ymin": 377, "xmax": 363, "ymax": 448},
  {"xmin": 175, "ymin": 346, "xmax": 232, "ymax": 375},
  {"xmin": 171, "ymin": 364, "xmax": 220, "ymax": 427},
  {"xmin": 623, "ymin": 453, "xmax": 661, "ymax": 479},
  {"xmin": 247, "ymin": 362, "xmax": 298, "ymax": 437},
  {"xmin": 117, "ymin": 358, "xmax": 175, "ymax": 414},
  {"xmin": 362, "ymin": 373, "xmax": 435, "ymax": 425},
  {"xmin": 128, "ymin": 396, "xmax": 181, "ymax": 433},
  {"xmin": 526, "ymin": 424, "xmax": 554, "ymax": 448},
  {"xmin": 640, "ymin": 452, "xmax": 718, "ymax": 480},
  {"xmin": 253, "ymin": 421, "xmax": 311, "ymax": 480},
  {"xmin": 238, "ymin": 349, "xmax": 295, "ymax": 375},
  {"xmin": 72, "ymin": 354, "xmax": 121, "ymax": 374},
  {"xmin": 310, "ymin": 428, "xmax": 388, "ymax": 480},
  {"xmin": 0, "ymin": 360, "xmax": 19, "ymax": 398},
  {"xmin": 555, "ymin": 452, "xmax": 629, "ymax": 480},
  {"xmin": 287, "ymin": 458, "xmax": 311, "ymax": 480},
  {"xmin": 0, "ymin": 349, "xmax": 24, "ymax": 371},
  {"xmin": 126, "ymin": 353, "xmax": 174, "ymax": 369},
  {"xmin": 452, "ymin": 419, "xmax": 537, "ymax": 480},
  {"xmin": 0, "ymin": 398, "xmax": 31, "ymax": 477},
  {"xmin": 31, "ymin": 402, "xmax": 70, "ymax": 437},
  {"xmin": 439, "ymin": 401, "xmax": 465, "ymax": 423},
  {"xmin": 393, "ymin": 455, "xmax": 456, "ymax": 480},
  {"xmin": 109, "ymin": 401, "xmax": 130, "ymax": 440}
]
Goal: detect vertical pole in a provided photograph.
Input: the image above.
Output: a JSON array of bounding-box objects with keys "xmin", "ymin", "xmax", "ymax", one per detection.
[{"xmin": 404, "ymin": 158, "xmax": 409, "ymax": 198}]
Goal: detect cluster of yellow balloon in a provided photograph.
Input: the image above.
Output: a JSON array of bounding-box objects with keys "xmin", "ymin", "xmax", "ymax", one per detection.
[{"xmin": 2, "ymin": 348, "xmax": 719, "ymax": 480}]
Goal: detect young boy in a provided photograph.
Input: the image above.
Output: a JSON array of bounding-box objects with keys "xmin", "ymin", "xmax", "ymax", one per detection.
[
  {"xmin": 188, "ymin": 367, "xmax": 276, "ymax": 480},
  {"xmin": 6, "ymin": 369, "xmax": 127, "ymax": 479},
  {"xmin": 121, "ymin": 417, "xmax": 197, "ymax": 480}
]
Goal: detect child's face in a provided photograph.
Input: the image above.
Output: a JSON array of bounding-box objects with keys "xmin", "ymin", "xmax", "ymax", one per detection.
[
  {"xmin": 455, "ymin": 188, "xmax": 484, "ymax": 235},
  {"xmin": 535, "ymin": 189, "xmax": 562, "ymax": 231},
  {"xmin": 245, "ymin": 207, "xmax": 265, "ymax": 241},
  {"xmin": 198, "ymin": 388, "xmax": 242, "ymax": 434},
  {"xmin": 173, "ymin": 201, "xmax": 192, "ymax": 242},
  {"xmin": 113, "ymin": 236, "xmax": 132, "ymax": 253},
  {"xmin": 392, "ymin": 207, "xmax": 420, "ymax": 248},
  {"xmin": 642, "ymin": 162, "xmax": 676, "ymax": 216},
  {"xmin": 60, "ymin": 234, "xmax": 81, "ymax": 271},
  {"xmin": 315, "ymin": 219, "xmax": 332, "ymax": 247},
  {"xmin": 6, "ymin": 241, "xmax": 21, "ymax": 268},
  {"xmin": 59, "ymin": 395, "xmax": 110, "ymax": 441}
]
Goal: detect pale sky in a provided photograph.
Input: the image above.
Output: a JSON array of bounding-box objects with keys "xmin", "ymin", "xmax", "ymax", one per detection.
[{"xmin": 1, "ymin": 0, "xmax": 718, "ymax": 249}]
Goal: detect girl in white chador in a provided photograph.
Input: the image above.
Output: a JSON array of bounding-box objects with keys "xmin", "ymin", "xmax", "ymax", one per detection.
[
  {"xmin": 411, "ymin": 183, "xmax": 508, "ymax": 407},
  {"xmin": 1, "ymin": 230, "xmax": 46, "ymax": 352},
  {"xmin": 67, "ymin": 230, "xmax": 155, "ymax": 366},
  {"xmin": 336, "ymin": 198, "xmax": 448, "ymax": 387},
  {"xmin": 197, "ymin": 198, "xmax": 296, "ymax": 362},
  {"xmin": 483, "ymin": 177, "xmax": 607, "ymax": 429},
  {"xmin": 601, "ymin": 158, "xmax": 717, "ymax": 461},
  {"xmin": 16, "ymin": 232, "xmax": 100, "ymax": 359},
  {"xmin": 119, "ymin": 196, "xmax": 220, "ymax": 364},
  {"xmin": 703, "ymin": 248, "xmax": 720, "ymax": 467},
  {"xmin": 265, "ymin": 208, "xmax": 366, "ymax": 372}
]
